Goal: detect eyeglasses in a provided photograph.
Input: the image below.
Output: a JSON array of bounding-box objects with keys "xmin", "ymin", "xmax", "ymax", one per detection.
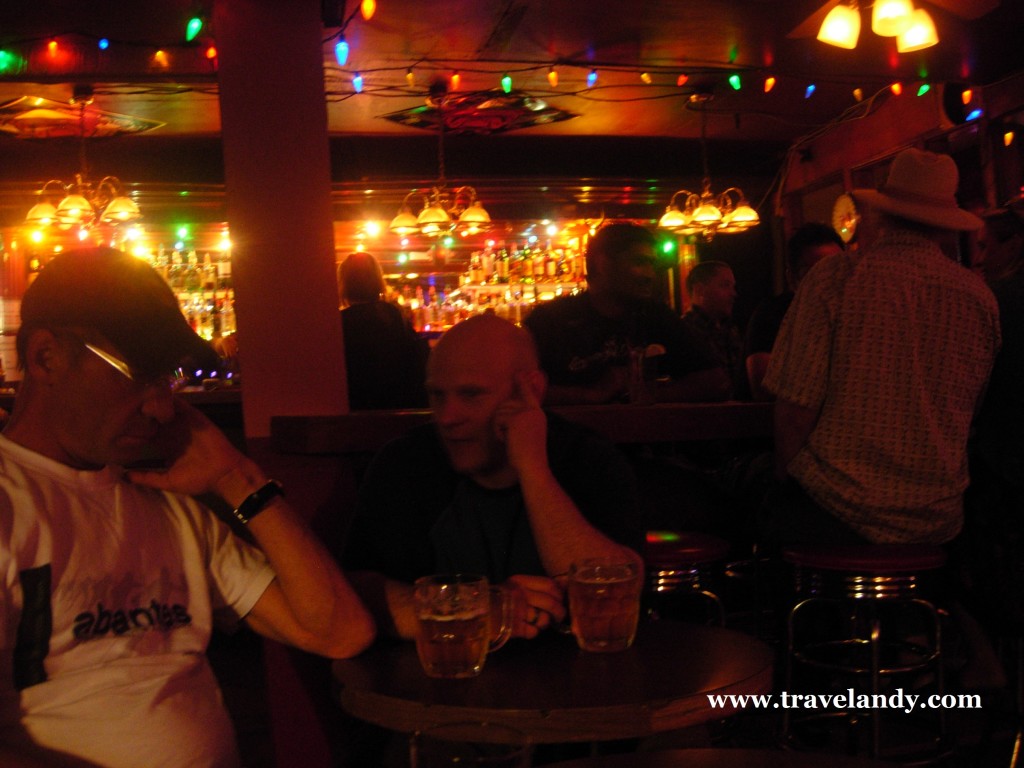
[{"xmin": 83, "ymin": 342, "xmax": 188, "ymax": 393}]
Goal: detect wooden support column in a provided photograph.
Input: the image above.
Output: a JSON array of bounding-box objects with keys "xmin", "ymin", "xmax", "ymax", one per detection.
[
  {"xmin": 212, "ymin": 4, "xmax": 348, "ymax": 767},
  {"xmin": 213, "ymin": 0, "xmax": 347, "ymax": 441}
]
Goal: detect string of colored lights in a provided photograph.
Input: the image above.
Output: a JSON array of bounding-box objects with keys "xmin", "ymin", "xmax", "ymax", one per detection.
[{"xmin": 0, "ymin": 26, "xmax": 988, "ymax": 122}]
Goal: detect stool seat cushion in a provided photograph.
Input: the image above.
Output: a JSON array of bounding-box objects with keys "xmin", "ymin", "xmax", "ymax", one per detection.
[
  {"xmin": 782, "ymin": 544, "xmax": 947, "ymax": 573},
  {"xmin": 644, "ymin": 530, "xmax": 731, "ymax": 568}
]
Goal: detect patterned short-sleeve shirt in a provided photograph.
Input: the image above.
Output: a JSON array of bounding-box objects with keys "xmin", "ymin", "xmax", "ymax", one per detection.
[{"xmin": 764, "ymin": 230, "xmax": 1001, "ymax": 543}]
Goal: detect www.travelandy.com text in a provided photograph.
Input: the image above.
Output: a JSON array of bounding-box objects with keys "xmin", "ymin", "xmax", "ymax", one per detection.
[{"xmin": 708, "ymin": 689, "xmax": 982, "ymax": 715}]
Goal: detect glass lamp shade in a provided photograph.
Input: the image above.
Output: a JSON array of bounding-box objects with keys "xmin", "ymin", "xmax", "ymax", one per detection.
[
  {"xmin": 56, "ymin": 194, "xmax": 95, "ymax": 226},
  {"xmin": 101, "ymin": 196, "xmax": 142, "ymax": 223},
  {"xmin": 417, "ymin": 202, "xmax": 452, "ymax": 228},
  {"xmin": 388, "ymin": 208, "xmax": 421, "ymax": 236},
  {"xmin": 896, "ymin": 9, "xmax": 938, "ymax": 52},
  {"xmin": 458, "ymin": 201, "xmax": 491, "ymax": 226},
  {"xmin": 726, "ymin": 200, "xmax": 760, "ymax": 227},
  {"xmin": 872, "ymin": 0, "xmax": 913, "ymax": 36},
  {"xmin": 691, "ymin": 199, "xmax": 724, "ymax": 224},
  {"xmin": 817, "ymin": 3, "xmax": 861, "ymax": 49},
  {"xmin": 26, "ymin": 201, "xmax": 58, "ymax": 224},
  {"xmin": 657, "ymin": 206, "xmax": 690, "ymax": 230}
]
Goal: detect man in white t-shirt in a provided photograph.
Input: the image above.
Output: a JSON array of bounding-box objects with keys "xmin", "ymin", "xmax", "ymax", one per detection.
[{"xmin": 0, "ymin": 247, "xmax": 375, "ymax": 767}]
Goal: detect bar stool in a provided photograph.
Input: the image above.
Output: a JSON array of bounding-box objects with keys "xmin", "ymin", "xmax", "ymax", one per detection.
[
  {"xmin": 642, "ymin": 530, "xmax": 730, "ymax": 626},
  {"xmin": 781, "ymin": 543, "xmax": 949, "ymax": 761}
]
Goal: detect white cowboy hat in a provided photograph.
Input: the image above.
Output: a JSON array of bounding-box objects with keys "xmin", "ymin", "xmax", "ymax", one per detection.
[{"xmin": 852, "ymin": 147, "xmax": 982, "ymax": 231}]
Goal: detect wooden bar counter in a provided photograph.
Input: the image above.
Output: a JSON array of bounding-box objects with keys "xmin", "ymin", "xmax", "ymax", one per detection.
[{"xmin": 271, "ymin": 401, "xmax": 774, "ymax": 455}]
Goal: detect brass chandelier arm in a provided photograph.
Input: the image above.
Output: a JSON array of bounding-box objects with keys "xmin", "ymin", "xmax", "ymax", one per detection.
[
  {"xmin": 25, "ymin": 87, "xmax": 143, "ymax": 231},
  {"xmin": 657, "ymin": 99, "xmax": 759, "ymax": 239},
  {"xmin": 387, "ymin": 87, "xmax": 492, "ymax": 238},
  {"xmin": 38, "ymin": 179, "xmax": 71, "ymax": 198},
  {"xmin": 388, "ymin": 184, "xmax": 493, "ymax": 237}
]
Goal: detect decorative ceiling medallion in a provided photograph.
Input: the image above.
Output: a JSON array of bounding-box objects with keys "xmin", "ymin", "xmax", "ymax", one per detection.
[
  {"xmin": 379, "ymin": 89, "xmax": 578, "ymax": 135},
  {"xmin": 0, "ymin": 96, "xmax": 165, "ymax": 139}
]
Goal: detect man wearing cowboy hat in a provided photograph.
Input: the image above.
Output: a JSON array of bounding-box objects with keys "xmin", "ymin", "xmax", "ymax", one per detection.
[{"xmin": 760, "ymin": 147, "xmax": 1001, "ymax": 546}]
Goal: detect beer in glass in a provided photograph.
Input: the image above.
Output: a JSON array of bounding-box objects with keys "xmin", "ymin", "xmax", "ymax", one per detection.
[
  {"xmin": 568, "ymin": 558, "xmax": 642, "ymax": 652},
  {"xmin": 414, "ymin": 574, "xmax": 510, "ymax": 678}
]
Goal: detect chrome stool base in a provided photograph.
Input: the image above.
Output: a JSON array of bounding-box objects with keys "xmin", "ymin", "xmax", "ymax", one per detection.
[
  {"xmin": 643, "ymin": 531, "xmax": 729, "ymax": 626},
  {"xmin": 781, "ymin": 544, "xmax": 949, "ymax": 762}
]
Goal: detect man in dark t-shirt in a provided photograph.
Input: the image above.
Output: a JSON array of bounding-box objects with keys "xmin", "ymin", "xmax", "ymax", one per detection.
[
  {"xmin": 524, "ymin": 222, "xmax": 730, "ymax": 404},
  {"xmin": 343, "ymin": 314, "xmax": 642, "ymax": 641}
]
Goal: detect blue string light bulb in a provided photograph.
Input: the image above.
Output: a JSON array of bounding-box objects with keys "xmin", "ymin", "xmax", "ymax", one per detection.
[{"xmin": 334, "ymin": 37, "xmax": 349, "ymax": 66}]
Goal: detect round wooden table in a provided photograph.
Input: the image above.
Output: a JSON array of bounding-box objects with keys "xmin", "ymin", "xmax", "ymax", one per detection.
[
  {"xmin": 541, "ymin": 747, "xmax": 889, "ymax": 767},
  {"xmin": 332, "ymin": 620, "xmax": 773, "ymax": 744}
]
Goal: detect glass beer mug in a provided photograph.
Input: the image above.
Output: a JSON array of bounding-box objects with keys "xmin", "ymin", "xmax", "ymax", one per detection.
[{"xmin": 413, "ymin": 574, "xmax": 513, "ymax": 678}]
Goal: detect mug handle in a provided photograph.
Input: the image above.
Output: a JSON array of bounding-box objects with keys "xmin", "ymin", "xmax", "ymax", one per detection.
[{"xmin": 488, "ymin": 586, "xmax": 513, "ymax": 652}]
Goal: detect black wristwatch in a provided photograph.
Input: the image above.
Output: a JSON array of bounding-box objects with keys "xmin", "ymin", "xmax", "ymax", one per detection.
[{"xmin": 231, "ymin": 480, "xmax": 285, "ymax": 525}]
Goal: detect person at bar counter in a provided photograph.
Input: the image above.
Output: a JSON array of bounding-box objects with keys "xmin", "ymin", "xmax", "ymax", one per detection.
[
  {"xmin": 338, "ymin": 250, "xmax": 428, "ymax": 410},
  {"xmin": 761, "ymin": 148, "xmax": 1000, "ymax": 546},
  {"xmin": 681, "ymin": 260, "xmax": 746, "ymax": 399},
  {"xmin": 343, "ymin": 314, "xmax": 642, "ymax": 640},
  {"xmin": 744, "ymin": 222, "xmax": 844, "ymax": 401},
  {"xmin": 523, "ymin": 222, "xmax": 731, "ymax": 405},
  {"xmin": 0, "ymin": 247, "xmax": 375, "ymax": 768}
]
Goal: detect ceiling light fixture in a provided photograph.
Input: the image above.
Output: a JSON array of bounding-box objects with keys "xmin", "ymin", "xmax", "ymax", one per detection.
[
  {"xmin": 388, "ymin": 93, "xmax": 491, "ymax": 237},
  {"xmin": 817, "ymin": 2, "xmax": 861, "ymax": 48},
  {"xmin": 25, "ymin": 86, "xmax": 141, "ymax": 230},
  {"xmin": 658, "ymin": 95, "xmax": 759, "ymax": 240},
  {"xmin": 872, "ymin": 0, "xmax": 914, "ymax": 36},
  {"xmin": 817, "ymin": 0, "xmax": 937, "ymax": 51},
  {"xmin": 896, "ymin": 8, "xmax": 938, "ymax": 52}
]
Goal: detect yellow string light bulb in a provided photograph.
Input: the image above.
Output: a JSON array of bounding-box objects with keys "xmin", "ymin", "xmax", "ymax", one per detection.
[
  {"xmin": 640, "ymin": 72, "xmax": 652, "ymax": 84},
  {"xmin": 548, "ymin": 67, "xmax": 558, "ymax": 87},
  {"xmin": 360, "ymin": 0, "xmax": 376, "ymax": 20}
]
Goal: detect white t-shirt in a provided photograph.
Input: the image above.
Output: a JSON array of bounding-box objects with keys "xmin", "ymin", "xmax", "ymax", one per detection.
[{"xmin": 0, "ymin": 434, "xmax": 276, "ymax": 767}]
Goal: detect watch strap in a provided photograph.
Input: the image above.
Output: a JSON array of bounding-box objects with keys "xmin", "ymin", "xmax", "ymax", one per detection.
[{"xmin": 232, "ymin": 480, "xmax": 285, "ymax": 525}]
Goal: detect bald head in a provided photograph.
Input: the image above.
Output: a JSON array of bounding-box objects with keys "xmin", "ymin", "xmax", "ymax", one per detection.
[
  {"xmin": 429, "ymin": 313, "xmax": 539, "ymax": 380},
  {"xmin": 426, "ymin": 314, "xmax": 546, "ymax": 485}
]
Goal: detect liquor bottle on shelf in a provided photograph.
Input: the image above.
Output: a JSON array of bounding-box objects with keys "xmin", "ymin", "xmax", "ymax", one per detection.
[
  {"xmin": 468, "ymin": 251, "xmax": 484, "ymax": 284},
  {"xmin": 184, "ymin": 251, "xmax": 201, "ymax": 293},
  {"xmin": 219, "ymin": 293, "xmax": 236, "ymax": 336},
  {"xmin": 509, "ymin": 243, "xmax": 525, "ymax": 283},
  {"xmin": 201, "ymin": 253, "xmax": 217, "ymax": 292},
  {"xmin": 494, "ymin": 245, "xmax": 509, "ymax": 284},
  {"xmin": 520, "ymin": 244, "xmax": 535, "ymax": 282}
]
